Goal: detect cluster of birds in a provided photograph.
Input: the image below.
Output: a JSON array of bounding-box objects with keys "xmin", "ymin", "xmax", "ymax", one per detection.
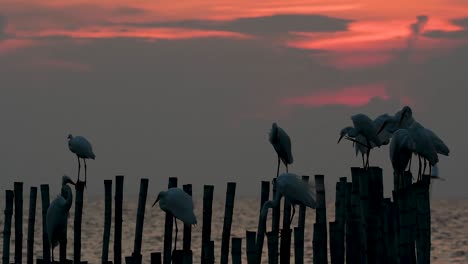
[
  {"xmin": 337, "ymin": 106, "xmax": 449, "ymax": 182},
  {"xmin": 44, "ymin": 106, "xmax": 449, "ymax": 261}
]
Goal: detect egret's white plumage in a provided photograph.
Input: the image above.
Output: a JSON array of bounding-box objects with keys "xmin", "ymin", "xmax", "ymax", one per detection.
[
  {"xmin": 390, "ymin": 129, "xmax": 415, "ymax": 179},
  {"xmin": 269, "ymin": 122, "xmax": 293, "ymax": 177},
  {"xmin": 153, "ymin": 187, "xmax": 196, "ymax": 253},
  {"xmin": 68, "ymin": 134, "xmax": 95, "ymax": 184},
  {"xmin": 46, "ymin": 175, "xmax": 75, "ymax": 262},
  {"xmin": 261, "ymin": 173, "xmax": 316, "ymax": 224},
  {"xmin": 407, "ymin": 121, "xmax": 439, "ymax": 179}
]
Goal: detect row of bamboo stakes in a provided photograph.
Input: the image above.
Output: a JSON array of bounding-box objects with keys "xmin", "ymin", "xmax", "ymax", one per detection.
[{"xmin": 1, "ymin": 167, "xmax": 431, "ymax": 264}]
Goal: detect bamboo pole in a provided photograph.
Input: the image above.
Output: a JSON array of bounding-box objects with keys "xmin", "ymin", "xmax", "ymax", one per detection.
[
  {"xmin": 346, "ymin": 168, "xmax": 361, "ymax": 264},
  {"xmin": 203, "ymin": 241, "xmax": 215, "ymax": 264},
  {"xmin": 416, "ymin": 175, "xmax": 431, "ymax": 264},
  {"xmin": 151, "ymin": 252, "xmax": 162, "ymax": 264},
  {"xmin": 334, "ymin": 177, "xmax": 347, "ymax": 264},
  {"xmin": 182, "ymin": 184, "xmax": 193, "ymax": 264},
  {"xmin": 358, "ymin": 168, "xmax": 369, "ymax": 264},
  {"xmin": 74, "ymin": 181, "xmax": 85, "ymax": 264},
  {"xmin": 271, "ymin": 178, "xmax": 280, "ymax": 264},
  {"xmin": 220, "ymin": 182, "xmax": 236, "ymax": 264},
  {"xmin": 298, "ymin": 176, "xmax": 309, "ymax": 228},
  {"xmin": 329, "ymin": 222, "xmax": 338, "ymax": 264},
  {"xmin": 14, "ymin": 182, "xmax": 23, "ymax": 264},
  {"xmin": 27, "ymin": 187, "xmax": 37, "ymax": 264},
  {"xmin": 266, "ymin": 232, "xmax": 278, "ymax": 264},
  {"xmin": 40, "ymin": 184, "xmax": 51, "ymax": 263},
  {"xmin": 366, "ymin": 167, "xmax": 384, "ymax": 263},
  {"xmin": 131, "ymin": 178, "xmax": 148, "ymax": 263},
  {"xmin": 293, "ymin": 227, "xmax": 304, "ymax": 264},
  {"xmin": 201, "ymin": 185, "xmax": 214, "ymax": 263},
  {"xmin": 102, "ymin": 180, "xmax": 112, "ymax": 264},
  {"xmin": 246, "ymin": 231, "xmax": 257, "ymax": 264},
  {"xmin": 255, "ymin": 181, "xmax": 270, "ymax": 264},
  {"xmin": 231, "ymin": 237, "xmax": 242, "ymax": 264},
  {"xmin": 163, "ymin": 177, "xmax": 178, "ymax": 264},
  {"xmin": 312, "ymin": 175, "xmax": 327, "ymax": 264},
  {"xmin": 2, "ymin": 190, "xmax": 14, "ymax": 264},
  {"xmin": 114, "ymin": 175, "xmax": 124, "ymax": 264},
  {"xmin": 280, "ymin": 198, "xmax": 292, "ymax": 264}
]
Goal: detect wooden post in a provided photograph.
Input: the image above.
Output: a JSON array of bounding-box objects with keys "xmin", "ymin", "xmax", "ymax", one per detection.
[
  {"xmin": 163, "ymin": 177, "xmax": 178, "ymax": 264},
  {"xmin": 271, "ymin": 178, "xmax": 280, "ymax": 264},
  {"xmin": 298, "ymin": 176, "xmax": 309, "ymax": 228},
  {"xmin": 255, "ymin": 181, "xmax": 270, "ymax": 264},
  {"xmin": 329, "ymin": 222, "xmax": 338, "ymax": 264},
  {"xmin": 346, "ymin": 168, "xmax": 361, "ymax": 264},
  {"xmin": 201, "ymin": 185, "xmax": 214, "ymax": 263},
  {"xmin": 382, "ymin": 198, "xmax": 395, "ymax": 264},
  {"xmin": 220, "ymin": 182, "xmax": 236, "ymax": 264},
  {"xmin": 416, "ymin": 175, "xmax": 431, "ymax": 264},
  {"xmin": 2, "ymin": 190, "xmax": 14, "ymax": 264},
  {"xmin": 27, "ymin": 187, "xmax": 37, "ymax": 264},
  {"xmin": 151, "ymin": 252, "xmax": 162, "ymax": 264},
  {"xmin": 130, "ymin": 178, "xmax": 148, "ymax": 263},
  {"xmin": 334, "ymin": 177, "xmax": 347, "ymax": 264},
  {"xmin": 358, "ymin": 168, "xmax": 369, "ymax": 264},
  {"xmin": 293, "ymin": 227, "xmax": 304, "ymax": 264},
  {"xmin": 114, "ymin": 175, "xmax": 124, "ymax": 264},
  {"xmin": 246, "ymin": 231, "xmax": 257, "ymax": 264},
  {"xmin": 312, "ymin": 175, "xmax": 328, "ymax": 264},
  {"xmin": 231, "ymin": 237, "xmax": 242, "ymax": 264},
  {"xmin": 40, "ymin": 184, "xmax": 51, "ymax": 263},
  {"xmin": 390, "ymin": 193, "xmax": 400, "ymax": 264},
  {"xmin": 182, "ymin": 184, "xmax": 193, "ymax": 264},
  {"xmin": 74, "ymin": 181, "xmax": 85, "ymax": 264},
  {"xmin": 102, "ymin": 180, "xmax": 112, "ymax": 264},
  {"xmin": 171, "ymin": 250, "xmax": 184, "ymax": 264},
  {"xmin": 14, "ymin": 182, "xmax": 23, "ymax": 264},
  {"xmin": 266, "ymin": 232, "xmax": 278, "ymax": 264},
  {"xmin": 395, "ymin": 187, "xmax": 412, "ymax": 264},
  {"xmin": 203, "ymin": 241, "xmax": 215, "ymax": 264},
  {"xmin": 280, "ymin": 198, "xmax": 292, "ymax": 264},
  {"xmin": 368, "ymin": 167, "xmax": 384, "ymax": 263}
]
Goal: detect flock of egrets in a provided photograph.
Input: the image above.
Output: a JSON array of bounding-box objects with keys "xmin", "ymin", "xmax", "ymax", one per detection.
[{"xmin": 44, "ymin": 105, "xmax": 449, "ymax": 261}]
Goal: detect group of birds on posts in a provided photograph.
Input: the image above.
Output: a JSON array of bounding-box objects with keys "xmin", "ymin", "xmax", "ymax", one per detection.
[{"xmin": 43, "ymin": 105, "xmax": 449, "ymax": 262}]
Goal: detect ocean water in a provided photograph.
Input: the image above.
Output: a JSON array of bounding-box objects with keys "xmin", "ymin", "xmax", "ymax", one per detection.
[{"xmin": 0, "ymin": 196, "xmax": 467, "ymax": 263}]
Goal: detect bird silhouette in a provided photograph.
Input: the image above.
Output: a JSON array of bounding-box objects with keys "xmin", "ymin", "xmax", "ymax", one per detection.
[
  {"xmin": 269, "ymin": 122, "xmax": 293, "ymax": 178},
  {"xmin": 389, "ymin": 129, "xmax": 415, "ymax": 187},
  {"xmin": 68, "ymin": 134, "xmax": 95, "ymax": 185},
  {"xmin": 153, "ymin": 187, "xmax": 197, "ymax": 253},
  {"xmin": 46, "ymin": 175, "xmax": 75, "ymax": 262},
  {"xmin": 338, "ymin": 113, "xmax": 383, "ymax": 168},
  {"xmin": 261, "ymin": 173, "xmax": 316, "ymax": 226}
]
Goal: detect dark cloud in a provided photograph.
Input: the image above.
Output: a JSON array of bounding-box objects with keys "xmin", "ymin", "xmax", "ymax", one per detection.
[
  {"xmin": 110, "ymin": 14, "xmax": 352, "ymax": 36},
  {"xmin": 424, "ymin": 17, "xmax": 468, "ymax": 39},
  {"xmin": 452, "ymin": 17, "xmax": 468, "ymax": 28}
]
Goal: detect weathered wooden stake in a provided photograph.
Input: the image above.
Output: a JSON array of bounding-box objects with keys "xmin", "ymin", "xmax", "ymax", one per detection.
[
  {"xmin": 40, "ymin": 185, "xmax": 51, "ymax": 263},
  {"xmin": 60, "ymin": 183, "xmax": 68, "ymax": 263},
  {"xmin": 231, "ymin": 237, "xmax": 242, "ymax": 264},
  {"xmin": 313, "ymin": 175, "xmax": 328, "ymax": 264},
  {"xmin": 271, "ymin": 178, "xmax": 280, "ymax": 264},
  {"xmin": 367, "ymin": 167, "xmax": 384, "ymax": 263},
  {"xmin": 163, "ymin": 177, "xmax": 178, "ymax": 264},
  {"xmin": 266, "ymin": 232, "xmax": 278, "ymax": 264},
  {"xmin": 246, "ymin": 231, "xmax": 257, "ymax": 264},
  {"xmin": 358, "ymin": 168, "xmax": 369, "ymax": 264},
  {"xmin": 329, "ymin": 222, "xmax": 338, "ymax": 264},
  {"xmin": 334, "ymin": 177, "xmax": 346, "ymax": 264},
  {"xmin": 74, "ymin": 181, "xmax": 85, "ymax": 264},
  {"xmin": 182, "ymin": 184, "xmax": 193, "ymax": 252},
  {"xmin": 150, "ymin": 252, "xmax": 162, "ymax": 264},
  {"xmin": 201, "ymin": 185, "xmax": 214, "ymax": 263},
  {"xmin": 114, "ymin": 175, "xmax": 124, "ymax": 264},
  {"xmin": 220, "ymin": 182, "xmax": 236, "ymax": 264},
  {"xmin": 14, "ymin": 182, "xmax": 23, "ymax": 264},
  {"xmin": 203, "ymin": 241, "xmax": 215, "ymax": 264},
  {"xmin": 346, "ymin": 169, "xmax": 361, "ymax": 264},
  {"xmin": 131, "ymin": 178, "xmax": 148, "ymax": 263},
  {"xmin": 293, "ymin": 227, "xmax": 304, "ymax": 264},
  {"xmin": 2, "ymin": 190, "xmax": 14, "ymax": 264},
  {"xmin": 27, "ymin": 187, "xmax": 37, "ymax": 264},
  {"xmin": 102, "ymin": 180, "xmax": 112, "ymax": 264},
  {"xmin": 298, "ymin": 175, "xmax": 309, "ymax": 228},
  {"xmin": 255, "ymin": 181, "xmax": 270, "ymax": 264},
  {"xmin": 280, "ymin": 199, "xmax": 292, "ymax": 264},
  {"xmin": 416, "ymin": 175, "xmax": 431, "ymax": 264}
]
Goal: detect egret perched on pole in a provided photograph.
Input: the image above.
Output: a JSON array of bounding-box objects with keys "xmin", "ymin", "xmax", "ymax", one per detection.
[
  {"xmin": 261, "ymin": 173, "xmax": 316, "ymax": 226},
  {"xmin": 67, "ymin": 134, "xmax": 95, "ymax": 185},
  {"xmin": 389, "ymin": 129, "xmax": 415, "ymax": 187},
  {"xmin": 338, "ymin": 113, "xmax": 383, "ymax": 168},
  {"xmin": 46, "ymin": 175, "xmax": 75, "ymax": 262},
  {"xmin": 152, "ymin": 188, "xmax": 197, "ymax": 252},
  {"xmin": 269, "ymin": 122, "xmax": 293, "ymax": 177}
]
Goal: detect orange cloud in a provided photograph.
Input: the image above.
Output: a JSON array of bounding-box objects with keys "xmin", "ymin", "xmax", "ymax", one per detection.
[
  {"xmin": 0, "ymin": 39, "xmax": 35, "ymax": 55},
  {"xmin": 281, "ymin": 84, "xmax": 389, "ymax": 107}
]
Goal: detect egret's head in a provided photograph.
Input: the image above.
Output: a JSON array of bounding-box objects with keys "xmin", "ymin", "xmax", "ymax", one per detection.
[
  {"xmin": 338, "ymin": 127, "xmax": 352, "ymax": 143},
  {"xmin": 399, "ymin": 106, "xmax": 412, "ymax": 126},
  {"xmin": 269, "ymin": 122, "xmax": 279, "ymax": 142},
  {"xmin": 152, "ymin": 191, "xmax": 165, "ymax": 207},
  {"xmin": 62, "ymin": 175, "xmax": 75, "ymax": 186},
  {"xmin": 67, "ymin": 134, "xmax": 73, "ymax": 140}
]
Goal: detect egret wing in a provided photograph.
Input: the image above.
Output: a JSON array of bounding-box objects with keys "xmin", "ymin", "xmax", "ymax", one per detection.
[
  {"xmin": 164, "ymin": 188, "xmax": 197, "ymax": 225},
  {"xmin": 278, "ymin": 173, "xmax": 316, "ymax": 209}
]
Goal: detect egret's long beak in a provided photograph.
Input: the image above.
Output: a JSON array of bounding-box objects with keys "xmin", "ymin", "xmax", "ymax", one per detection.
[
  {"xmin": 337, "ymin": 134, "xmax": 344, "ymax": 144},
  {"xmin": 69, "ymin": 180, "xmax": 76, "ymax": 186},
  {"xmin": 377, "ymin": 120, "xmax": 388, "ymax": 135},
  {"xmin": 152, "ymin": 196, "xmax": 160, "ymax": 207}
]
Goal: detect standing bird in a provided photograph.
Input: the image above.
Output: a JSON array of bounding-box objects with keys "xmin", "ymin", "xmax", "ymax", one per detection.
[
  {"xmin": 261, "ymin": 173, "xmax": 316, "ymax": 226},
  {"xmin": 390, "ymin": 129, "xmax": 415, "ymax": 187},
  {"xmin": 269, "ymin": 123, "xmax": 293, "ymax": 178},
  {"xmin": 338, "ymin": 114, "xmax": 383, "ymax": 168},
  {"xmin": 152, "ymin": 188, "xmax": 197, "ymax": 252},
  {"xmin": 67, "ymin": 134, "xmax": 95, "ymax": 185},
  {"xmin": 46, "ymin": 175, "xmax": 75, "ymax": 262}
]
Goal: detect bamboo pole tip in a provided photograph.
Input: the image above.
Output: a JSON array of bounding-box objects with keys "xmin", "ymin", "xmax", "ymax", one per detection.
[
  {"xmin": 339, "ymin": 177, "xmax": 347, "ymax": 182},
  {"xmin": 104, "ymin": 179, "xmax": 112, "ymax": 184}
]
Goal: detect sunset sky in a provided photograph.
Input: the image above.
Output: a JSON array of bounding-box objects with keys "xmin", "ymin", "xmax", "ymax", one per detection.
[{"xmin": 1, "ymin": 0, "xmax": 467, "ymax": 198}]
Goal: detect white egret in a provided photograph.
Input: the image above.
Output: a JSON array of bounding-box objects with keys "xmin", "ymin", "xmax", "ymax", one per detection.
[
  {"xmin": 390, "ymin": 129, "xmax": 415, "ymax": 186},
  {"xmin": 46, "ymin": 175, "xmax": 75, "ymax": 262},
  {"xmin": 67, "ymin": 134, "xmax": 95, "ymax": 185},
  {"xmin": 152, "ymin": 188, "xmax": 197, "ymax": 252},
  {"xmin": 261, "ymin": 173, "xmax": 316, "ymax": 226},
  {"xmin": 338, "ymin": 113, "xmax": 383, "ymax": 168},
  {"xmin": 269, "ymin": 122, "xmax": 293, "ymax": 177}
]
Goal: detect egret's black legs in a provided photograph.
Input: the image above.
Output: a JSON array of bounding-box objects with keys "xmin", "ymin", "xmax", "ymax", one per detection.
[
  {"xmin": 290, "ymin": 205, "xmax": 296, "ymax": 224},
  {"xmin": 276, "ymin": 157, "xmax": 280, "ymax": 178},
  {"xmin": 418, "ymin": 155, "xmax": 422, "ymax": 181},
  {"xmin": 407, "ymin": 155, "xmax": 412, "ymax": 173},
  {"xmin": 286, "ymin": 164, "xmax": 288, "ymax": 173},
  {"xmin": 51, "ymin": 248, "xmax": 54, "ymax": 263},
  {"xmin": 429, "ymin": 164, "xmax": 432, "ymax": 177},
  {"xmin": 77, "ymin": 156, "xmax": 81, "ymax": 182},
  {"xmin": 361, "ymin": 153, "xmax": 366, "ymax": 169},
  {"xmin": 174, "ymin": 217, "xmax": 178, "ymax": 251},
  {"xmin": 423, "ymin": 159, "xmax": 427, "ymax": 179},
  {"xmin": 84, "ymin": 159, "xmax": 87, "ymax": 187}
]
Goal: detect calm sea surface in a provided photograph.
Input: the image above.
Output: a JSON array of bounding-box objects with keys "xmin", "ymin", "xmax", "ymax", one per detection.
[{"xmin": 0, "ymin": 196, "xmax": 467, "ymax": 263}]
